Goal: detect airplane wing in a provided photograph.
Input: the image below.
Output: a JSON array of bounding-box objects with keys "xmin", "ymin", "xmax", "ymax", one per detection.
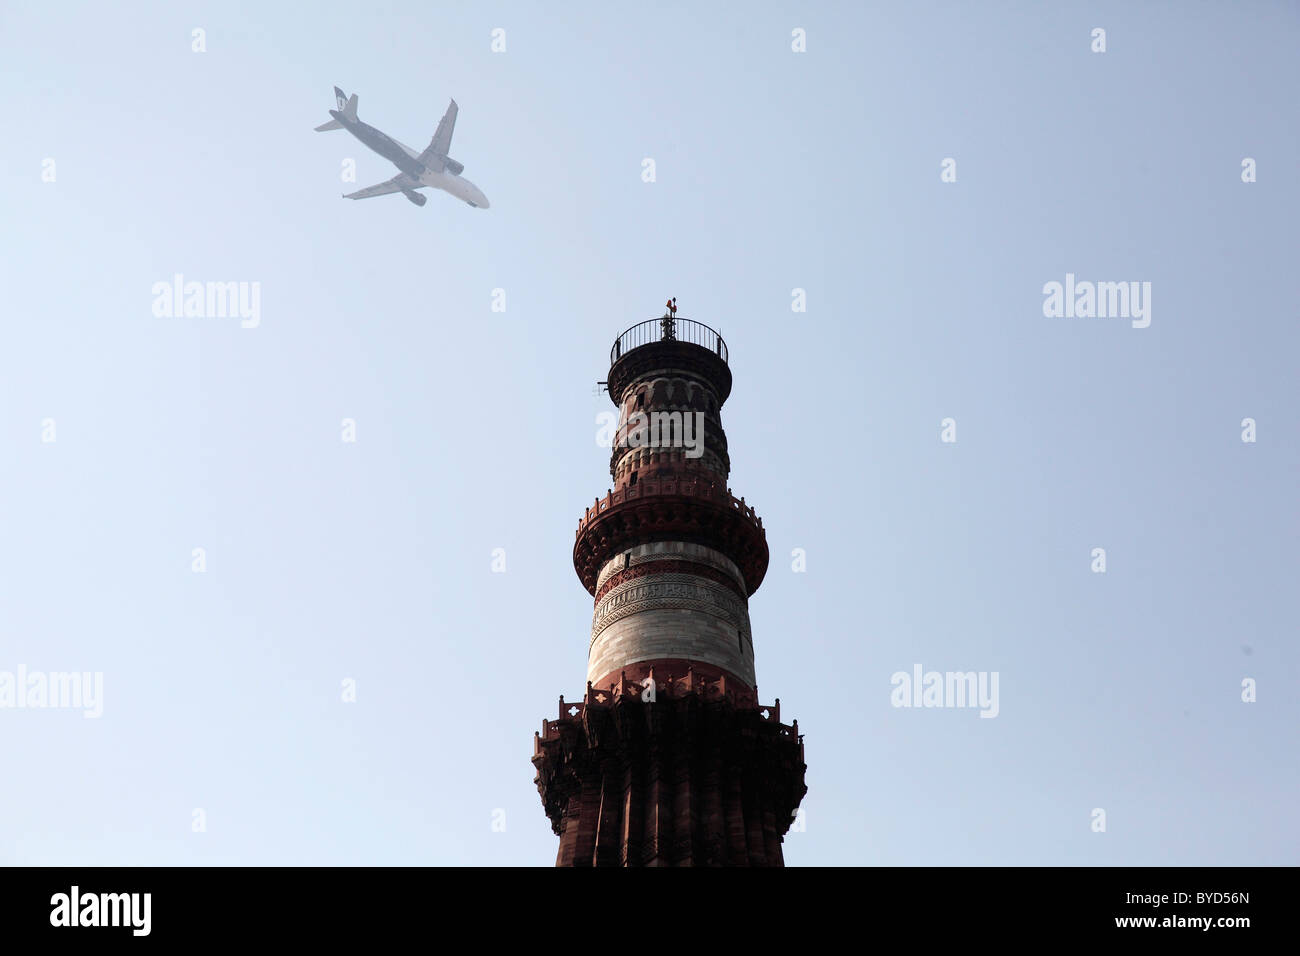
[
  {"xmin": 343, "ymin": 174, "xmax": 417, "ymax": 200},
  {"xmin": 419, "ymin": 99, "xmax": 458, "ymax": 168}
]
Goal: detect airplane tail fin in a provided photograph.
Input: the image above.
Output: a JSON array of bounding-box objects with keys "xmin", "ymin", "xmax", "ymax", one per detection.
[
  {"xmin": 337, "ymin": 88, "xmax": 358, "ymax": 121},
  {"xmin": 314, "ymin": 87, "xmax": 357, "ymax": 131}
]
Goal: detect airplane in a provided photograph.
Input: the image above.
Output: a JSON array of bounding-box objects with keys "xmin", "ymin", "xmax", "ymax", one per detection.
[{"xmin": 314, "ymin": 86, "xmax": 489, "ymax": 209}]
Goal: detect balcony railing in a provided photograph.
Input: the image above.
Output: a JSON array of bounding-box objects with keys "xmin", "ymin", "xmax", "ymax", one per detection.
[
  {"xmin": 576, "ymin": 478, "xmax": 762, "ymax": 537},
  {"xmin": 611, "ymin": 317, "xmax": 728, "ymax": 367}
]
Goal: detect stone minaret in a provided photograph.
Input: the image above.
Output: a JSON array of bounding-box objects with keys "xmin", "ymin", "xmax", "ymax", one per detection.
[{"xmin": 532, "ymin": 311, "xmax": 807, "ymax": 866}]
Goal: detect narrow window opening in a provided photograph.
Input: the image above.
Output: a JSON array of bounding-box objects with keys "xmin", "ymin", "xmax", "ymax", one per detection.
[{"xmin": 623, "ymin": 553, "xmax": 632, "ymax": 570}]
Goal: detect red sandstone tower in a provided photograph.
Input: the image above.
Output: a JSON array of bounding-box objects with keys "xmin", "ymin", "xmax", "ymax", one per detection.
[{"xmin": 532, "ymin": 311, "xmax": 807, "ymax": 866}]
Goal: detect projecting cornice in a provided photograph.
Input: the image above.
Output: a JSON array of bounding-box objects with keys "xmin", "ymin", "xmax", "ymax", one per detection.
[{"xmin": 573, "ymin": 479, "xmax": 769, "ymax": 597}]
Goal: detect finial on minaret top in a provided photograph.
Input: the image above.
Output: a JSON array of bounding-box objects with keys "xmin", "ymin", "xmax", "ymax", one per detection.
[{"xmin": 661, "ymin": 297, "xmax": 677, "ymax": 340}]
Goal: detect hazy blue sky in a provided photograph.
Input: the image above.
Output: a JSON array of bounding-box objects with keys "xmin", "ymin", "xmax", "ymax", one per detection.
[{"xmin": 1, "ymin": 1, "xmax": 1296, "ymax": 866}]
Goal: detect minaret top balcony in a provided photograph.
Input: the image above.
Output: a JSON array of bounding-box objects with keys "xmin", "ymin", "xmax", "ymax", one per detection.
[
  {"xmin": 611, "ymin": 316, "xmax": 728, "ymax": 366},
  {"xmin": 606, "ymin": 316, "xmax": 732, "ymax": 406}
]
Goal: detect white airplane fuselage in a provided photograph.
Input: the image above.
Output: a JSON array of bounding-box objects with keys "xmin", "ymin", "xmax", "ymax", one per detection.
[
  {"xmin": 330, "ymin": 108, "xmax": 489, "ymax": 208},
  {"xmin": 416, "ymin": 165, "xmax": 489, "ymax": 208}
]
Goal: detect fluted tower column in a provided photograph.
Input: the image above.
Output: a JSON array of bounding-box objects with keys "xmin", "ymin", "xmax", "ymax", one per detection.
[{"xmin": 533, "ymin": 313, "xmax": 807, "ymax": 867}]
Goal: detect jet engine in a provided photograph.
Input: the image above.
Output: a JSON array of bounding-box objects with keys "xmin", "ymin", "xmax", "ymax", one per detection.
[
  {"xmin": 443, "ymin": 157, "xmax": 464, "ymax": 176},
  {"xmin": 401, "ymin": 188, "xmax": 427, "ymax": 207}
]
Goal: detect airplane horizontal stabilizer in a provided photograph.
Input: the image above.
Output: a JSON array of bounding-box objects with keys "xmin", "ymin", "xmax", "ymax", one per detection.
[{"xmin": 314, "ymin": 118, "xmax": 344, "ymax": 132}]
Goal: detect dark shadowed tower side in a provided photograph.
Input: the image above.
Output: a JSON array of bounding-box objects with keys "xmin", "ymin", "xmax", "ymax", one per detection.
[{"xmin": 532, "ymin": 313, "xmax": 807, "ymax": 866}]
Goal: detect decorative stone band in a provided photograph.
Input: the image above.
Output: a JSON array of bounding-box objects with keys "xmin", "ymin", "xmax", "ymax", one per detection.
[
  {"xmin": 595, "ymin": 559, "xmax": 746, "ymax": 605},
  {"xmin": 594, "ymin": 541, "xmax": 746, "ymax": 598},
  {"xmin": 591, "ymin": 572, "xmax": 751, "ymax": 643},
  {"xmin": 612, "ymin": 442, "xmax": 731, "ymax": 486},
  {"xmin": 573, "ymin": 478, "xmax": 768, "ymax": 597},
  {"xmin": 587, "ymin": 564, "xmax": 755, "ymax": 688}
]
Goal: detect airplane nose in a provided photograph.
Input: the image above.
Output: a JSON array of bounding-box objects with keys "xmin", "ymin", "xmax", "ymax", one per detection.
[{"xmin": 478, "ymin": 194, "xmax": 490, "ymax": 209}]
